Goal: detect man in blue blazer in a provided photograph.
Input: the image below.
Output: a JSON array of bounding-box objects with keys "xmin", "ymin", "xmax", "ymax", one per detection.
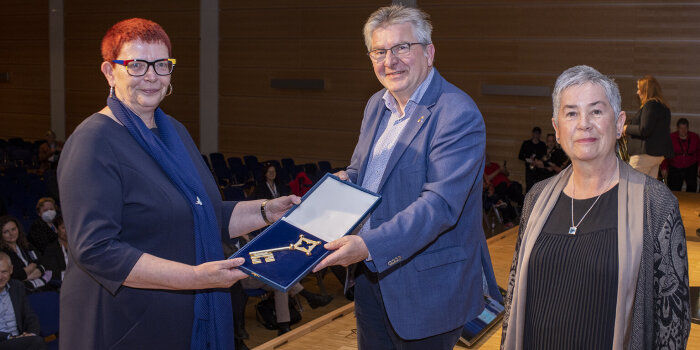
[{"xmin": 313, "ymin": 5, "xmax": 501, "ymax": 349}]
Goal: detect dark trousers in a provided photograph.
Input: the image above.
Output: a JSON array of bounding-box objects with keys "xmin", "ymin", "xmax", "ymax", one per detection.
[
  {"xmin": 668, "ymin": 163, "xmax": 698, "ymax": 192},
  {"xmin": 0, "ymin": 335, "xmax": 46, "ymax": 350},
  {"xmin": 495, "ymin": 182, "xmax": 524, "ymax": 207},
  {"xmin": 230, "ymin": 281, "xmax": 247, "ymax": 339},
  {"xmin": 354, "ymin": 265, "xmax": 463, "ymax": 350}
]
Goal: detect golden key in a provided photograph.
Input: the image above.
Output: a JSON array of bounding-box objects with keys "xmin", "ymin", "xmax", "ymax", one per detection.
[{"xmin": 249, "ymin": 234, "xmax": 322, "ymax": 264}]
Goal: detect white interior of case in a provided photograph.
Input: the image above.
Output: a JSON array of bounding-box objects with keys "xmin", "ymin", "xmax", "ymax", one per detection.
[{"xmin": 282, "ymin": 177, "xmax": 379, "ymax": 242}]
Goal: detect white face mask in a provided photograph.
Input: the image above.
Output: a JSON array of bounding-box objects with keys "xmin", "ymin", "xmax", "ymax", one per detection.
[{"xmin": 41, "ymin": 210, "xmax": 57, "ymax": 223}]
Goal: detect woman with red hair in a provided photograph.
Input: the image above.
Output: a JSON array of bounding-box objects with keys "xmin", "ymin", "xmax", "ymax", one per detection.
[{"xmin": 58, "ymin": 18, "xmax": 300, "ymax": 349}]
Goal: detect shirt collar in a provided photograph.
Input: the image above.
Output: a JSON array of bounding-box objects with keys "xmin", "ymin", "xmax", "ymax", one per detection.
[{"xmin": 382, "ymin": 67, "xmax": 435, "ymax": 113}]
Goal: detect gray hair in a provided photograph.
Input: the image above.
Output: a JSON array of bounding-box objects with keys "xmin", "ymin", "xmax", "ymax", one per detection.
[
  {"xmin": 363, "ymin": 5, "xmax": 433, "ymax": 51},
  {"xmin": 0, "ymin": 252, "xmax": 11, "ymax": 266},
  {"xmin": 551, "ymin": 65, "xmax": 621, "ymax": 126}
]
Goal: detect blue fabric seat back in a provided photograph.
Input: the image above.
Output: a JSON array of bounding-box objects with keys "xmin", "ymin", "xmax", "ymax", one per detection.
[{"xmin": 27, "ymin": 291, "xmax": 60, "ymax": 336}]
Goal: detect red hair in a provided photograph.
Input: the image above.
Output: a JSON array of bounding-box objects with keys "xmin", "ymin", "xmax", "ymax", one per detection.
[{"xmin": 101, "ymin": 18, "xmax": 172, "ymax": 63}]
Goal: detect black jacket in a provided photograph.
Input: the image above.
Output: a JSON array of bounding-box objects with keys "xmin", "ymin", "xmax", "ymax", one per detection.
[
  {"xmin": 626, "ymin": 100, "xmax": 674, "ymax": 157},
  {"xmin": 0, "ymin": 279, "xmax": 41, "ymax": 340}
]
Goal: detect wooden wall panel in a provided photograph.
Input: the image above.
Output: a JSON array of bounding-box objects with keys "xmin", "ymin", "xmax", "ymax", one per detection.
[
  {"xmin": 219, "ymin": 2, "xmax": 385, "ymax": 168},
  {"xmin": 5, "ymin": 1, "xmax": 700, "ymax": 182},
  {"xmin": 421, "ymin": 1, "xmax": 700, "ymax": 185},
  {"xmin": 219, "ymin": 125, "xmax": 359, "ymax": 166},
  {"xmin": 0, "ymin": 0, "xmax": 50, "ymax": 141}
]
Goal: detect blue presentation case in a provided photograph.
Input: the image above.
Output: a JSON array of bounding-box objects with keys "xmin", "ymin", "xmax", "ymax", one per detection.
[{"xmin": 230, "ymin": 173, "xmax": 381, "ymax": 292}]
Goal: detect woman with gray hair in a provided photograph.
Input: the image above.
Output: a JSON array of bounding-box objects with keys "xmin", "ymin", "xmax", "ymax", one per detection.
[{"xmin": 500, "ymin": 65, "xmax": 690, "ymax": 349}]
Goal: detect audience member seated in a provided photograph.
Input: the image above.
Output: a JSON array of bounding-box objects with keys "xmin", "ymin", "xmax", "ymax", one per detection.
[
  {"xmin": 661, "ymin": 118, "xmax": 699, "ymax": 192},
  {"xmin": 289, "ymin": 171, "xmax": 312, "ymax": 197},
  {"xmin": 39, "ymin": 216, "xmax": 68, "ymax": 287},
  {"xmin": 518, "ymin": 126, "xmax": 547, "ymax": 191},
  {"xmin": 0, "ymin": 217, "xmax": 49, "ymax": 292},
  {"xmin": 253, "ymin": 163, "xmax": 290, "ymax": 200},
  {"xmin": 0, "ymin": 252, "xmax": 46, "ymax": 350},
  {"xmin": 236, "ymin": 234, "xmax": 332, "ymax": 336},
  {"xmin": 27, "ymin": 198, "xmax": 58, "ymax": 255},
  {"xmin": 482, "ymin": 181, "xmax": 517, "ymax": 229},
  {"xmin": 38, "ymin": 130, "xmax": 63, "ymax": 174},
  {"xmin": 241, "ymin": 276, "xmax": 332, "ymax": 335},
  {"xmin": 534, "ymin": 133, "xmax": 570, "ymax": 180},
  {"xmin": 484, "ymin": 154, "xmax": 524, "ymax": 208}
]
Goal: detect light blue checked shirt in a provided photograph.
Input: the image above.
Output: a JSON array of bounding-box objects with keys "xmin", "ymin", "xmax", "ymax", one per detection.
[
  {"xmin": 359, "ymin": 69, "xmax": 435, "ymax": 247},
  {"xmin": 0, "ymin": 284, "xmax": 18, "ymax": 338}
]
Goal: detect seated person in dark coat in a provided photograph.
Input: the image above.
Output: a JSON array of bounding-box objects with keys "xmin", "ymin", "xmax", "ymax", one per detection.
[
  {"xmin": 38, "ymin": 216, "xmax": 68, "ymax": 285},
  {"xmin": 0, "ymin": 217, "xmax": 48, "ymax": 291},
  {"xmin": 27, "ymin": 198, "xmax": 58, "ymax": 255},
  {"xmin": 0, "ymin": 252, "xmax": 46, "ymax": 350}
]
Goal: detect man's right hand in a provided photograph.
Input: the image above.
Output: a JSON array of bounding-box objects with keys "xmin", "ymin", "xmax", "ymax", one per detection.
[{"xmin": 334, "ymin": 170, "xmax": 349, "ymax": 181}]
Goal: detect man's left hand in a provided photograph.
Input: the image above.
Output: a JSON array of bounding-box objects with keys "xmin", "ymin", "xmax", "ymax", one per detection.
[{"xmin": 312, "ymin": 235, "xmax": 368, "ymax": 272}]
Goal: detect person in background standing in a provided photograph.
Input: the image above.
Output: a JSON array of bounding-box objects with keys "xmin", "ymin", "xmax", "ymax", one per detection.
[
  {"xmin": 535, "ymin": 133, "xmax": 569, "ymax": 180},
  {"xmin": 518, "ymin": 126, "xmax": 547, "ymax": 191},
  {"xmin": 661, "ymin": 118, "xmax": 699, "ymax": 192},
  {"xmin": 624, "ymin": 75, "xmax": 674, "ymax": 178}
]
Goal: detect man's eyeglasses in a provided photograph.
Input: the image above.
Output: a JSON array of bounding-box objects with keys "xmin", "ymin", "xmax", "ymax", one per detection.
[
  {"xmin": 367, "ymin": 42, "xmax": 427, "ymax": 63},
  {"xmin": 112, "ymin": 58, "xmax": 176, "ymax": 77}
]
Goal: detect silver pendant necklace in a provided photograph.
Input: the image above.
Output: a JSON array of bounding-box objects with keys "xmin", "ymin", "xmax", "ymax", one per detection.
[{"xmin": 569, "ymin": 159, "xmax": 618, "ymax": 235}]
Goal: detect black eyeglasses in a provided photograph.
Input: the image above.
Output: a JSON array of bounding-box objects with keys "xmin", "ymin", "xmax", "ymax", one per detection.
[
  {"xmin": 112, "ymin": 58, "xmax": 177, "ymax": 76},
  {"xmin": 367, "ymin": 42, "xmax": 426, "ymax": 63}
]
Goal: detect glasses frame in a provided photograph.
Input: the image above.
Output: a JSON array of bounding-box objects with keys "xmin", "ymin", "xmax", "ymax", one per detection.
[
  {"xmin": 112, "ymin": 58, "xmax": 177, "ymax": 77},
  {"xmin": 367, "ymin": 42, "xmax": 426, "ymax": 63}
]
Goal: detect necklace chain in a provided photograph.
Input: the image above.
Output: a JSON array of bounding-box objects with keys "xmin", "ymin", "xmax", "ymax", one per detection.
[{"xmin": 569, "ymin": 159, "xmax": 618, "ymax": 235}]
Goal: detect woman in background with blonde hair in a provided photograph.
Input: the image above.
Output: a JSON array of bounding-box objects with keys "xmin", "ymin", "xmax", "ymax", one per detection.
[{"xmin": 624, "ymin": 75, "xmax": 673, "ymax": 177}]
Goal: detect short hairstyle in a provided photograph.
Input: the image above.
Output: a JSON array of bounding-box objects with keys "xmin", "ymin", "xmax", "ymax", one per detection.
[
  {"xmin": 0, "ymin": 252, "xmax": 11, "ymax": 267},
  {"xmin": 36, "ymin": 197, "xmax": 56, "ymax": 214},
  {"xmin": 101, "ymin": 18, "xmax": 172, "ymax": 63},
  {"xmin": 677, "ymin": 118, "xmax": 689, "ymax": 128},
  {"xmin": 0, "ymin": 216, "xmax": 31, "ymax": 251},
  {"xmin": 363, "ymin": 5, "xmax": 433, "ymax": 51},
  {"xmin": 546, "ymin": 133, "xmax": 556, "ymax": 139},
  {"xmin": 637, "ymin": 75, "xmax": 668, "ymax": 108},
  {"xmin": 532, "ymin": 126, "xmax": 542, "ymax": 134},
  {"xmin": 552, "ymin": 65, "xmax": 621, "ymax": 127}
]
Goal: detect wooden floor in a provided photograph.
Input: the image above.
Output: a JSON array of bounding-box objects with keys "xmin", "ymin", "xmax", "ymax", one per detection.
[{"xmin": 253, "ymin": 191, "xmax": 700, "ymax": 350}]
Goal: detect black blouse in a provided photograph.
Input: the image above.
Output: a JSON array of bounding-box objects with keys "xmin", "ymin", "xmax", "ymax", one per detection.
[{"xmin": 524, "ymin": 185, "xmax": 618, "ymax": 350}]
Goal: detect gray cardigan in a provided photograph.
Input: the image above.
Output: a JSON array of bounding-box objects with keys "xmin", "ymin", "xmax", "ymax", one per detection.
[{"xmin": 501, "ymin": 175, "xmax": 690, "ymax": 349}]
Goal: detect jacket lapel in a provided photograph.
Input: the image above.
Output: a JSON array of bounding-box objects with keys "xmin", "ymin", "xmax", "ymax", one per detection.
[{"xmin": 375, "ymin": 70, "xmax": 443, "ymax": 192}]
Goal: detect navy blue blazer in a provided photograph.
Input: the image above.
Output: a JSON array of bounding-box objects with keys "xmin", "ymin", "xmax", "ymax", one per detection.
[{"xmin": 346, "ymin": 69, "xmax": 501, "ymax": 339}]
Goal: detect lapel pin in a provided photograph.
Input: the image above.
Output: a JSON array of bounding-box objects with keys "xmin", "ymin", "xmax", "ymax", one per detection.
[{"xmin": 417, "ymin": 115, "xmax": 425, "ymax": 123}]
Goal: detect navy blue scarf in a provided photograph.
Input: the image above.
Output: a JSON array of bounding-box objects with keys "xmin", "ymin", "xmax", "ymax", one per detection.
[{"xmin": 108, "ymin": 96, "xmax": 234, "ymax": 350}]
